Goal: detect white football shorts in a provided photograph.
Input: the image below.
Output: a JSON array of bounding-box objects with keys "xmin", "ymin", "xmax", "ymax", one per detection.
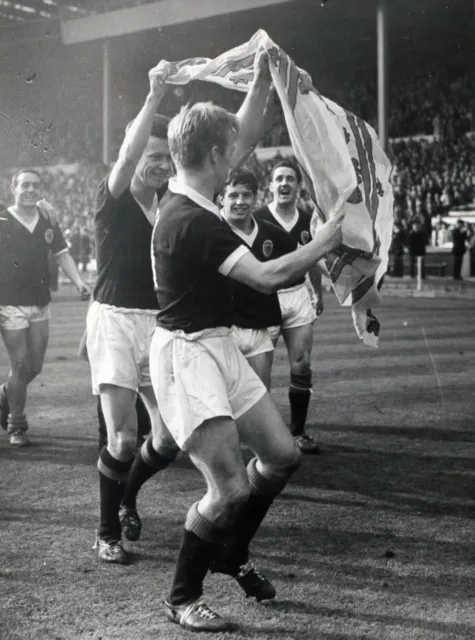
[
  {"xmin": 149, "ymin": 325, "xmax": 266, "ymax": 449},
  {"xmin": 86, "ymin": 301, "xmax": 157, "ymax": 395}
]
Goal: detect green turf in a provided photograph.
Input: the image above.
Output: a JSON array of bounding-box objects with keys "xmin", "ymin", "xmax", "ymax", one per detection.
[{"xmin": 1, "ymin": 289, "xmax": 475, "ymax": 640}]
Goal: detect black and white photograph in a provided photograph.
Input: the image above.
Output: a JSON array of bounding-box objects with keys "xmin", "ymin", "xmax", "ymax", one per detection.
[{"xmin": 0, "ymin": 1, "xmax": 474, "ymax": 637}]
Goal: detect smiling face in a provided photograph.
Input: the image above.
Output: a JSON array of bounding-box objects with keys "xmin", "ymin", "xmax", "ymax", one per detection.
[
  {"xmin": 270, "ymin": 166, "xmax": 300, "ymax": 207},
  {"xmin": 135, "ymin": 136, "xmax": 173, "ymax": 189},
  {"xmin": 222, "ymin": 182, "xmax": 256, "ymax": 227},
  {"xmin": 11, "ymin": 171, "xmax": 41, "ymax": 209}
]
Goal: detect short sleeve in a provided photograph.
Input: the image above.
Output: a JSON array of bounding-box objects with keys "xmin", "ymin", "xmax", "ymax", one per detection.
[
  {"xmin": 50, "ymin": 224, "xmax": 68, "ymax": 255},
  {"xmin": 190, "ymin": 212, "xmax": 249, "ymax": 274},
  {"xmin": 95, "ymin": 178, "xmax": 117, "ymax": 224}
]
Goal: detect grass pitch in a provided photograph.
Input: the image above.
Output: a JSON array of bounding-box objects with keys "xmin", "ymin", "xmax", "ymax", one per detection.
[{"xmin": 1, "ymin": 289, "xmax": 474, "ymax": 640}]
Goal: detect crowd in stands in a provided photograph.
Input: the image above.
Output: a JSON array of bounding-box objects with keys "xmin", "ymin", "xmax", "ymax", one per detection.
[{"xmin": 1, "ymin": 73, "xmax": 473, "ymax": 273}]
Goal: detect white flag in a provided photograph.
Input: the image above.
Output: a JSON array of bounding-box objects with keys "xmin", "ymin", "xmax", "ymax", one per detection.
[{"xmin": 164, "ymin": 29, "xmax": 394, "ymax": 346}]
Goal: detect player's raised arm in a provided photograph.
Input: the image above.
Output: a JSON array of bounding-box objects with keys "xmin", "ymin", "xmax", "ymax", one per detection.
[
  {"xmin": 231, "ymin": 48, "xmax": 272, "ymax": 168},
  {"xmin": 108, "ymin": 61, "xmax": 171, "ymax": 199},
  {"xmin": 228, "ymin": 211, "xmax": 344, "ymax": 294}
]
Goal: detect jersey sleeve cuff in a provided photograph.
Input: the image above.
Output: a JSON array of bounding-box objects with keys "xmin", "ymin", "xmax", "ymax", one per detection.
[
  {"xmin": 218, "ymin": 245, "xmax": 249, "ymax": 276},
  {"xmin": 54, "ymin": 248, "xmax": 69, "ymax": 257}
]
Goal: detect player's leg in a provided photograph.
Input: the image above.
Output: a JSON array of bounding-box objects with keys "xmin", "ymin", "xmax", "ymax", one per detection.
[
  {"xmin": 135, "ymin": 393, "xmax": 152, "ymax": 444},
  {"xmin": 265, "ymin": 324, "xmax": 281, "ymax": 390},
  {"xmin": 165, "ymin": 416, "xmax": 248, "ymax": 632},
  {"xmin": 1, "ymin": 325, "xmax": 31, "ymax": 446},
  {"xmin": 120, "ymin": 385, "xmax": 179, "ymax": 541},
  {"xmin": 87, "ymin": 302, "xmax": 144, "ymax": 562},
  {"xmin": 96, "ymin": 393, "xmax": 151, "ymax": 452},
  {"xmin": 96, "ymin": 396, "xmax": 108, "ymax": 451},
  {"xmin": 212, "ymin": 391, "xmax": 301, "ymax": 599},
  {"xmin": 95, "ymin": 383, "xmax": 137, "ymax": 564},
  {"xmin": 246, "ymin": 352, "xmax": 272, "ymax": 390},
  {"xmin": 118, "ymin": 313, "xmax": 178, "ymax": 540},
  {"xmin": 282, "ymin": 322, "xmax": 320, "ymax": 453},
  {"xmin": 25, "ymin": 317, "xmax": 49, "ymax": 384},
  {"xmin": 237, "ymin": 328, "xmax": 274, "ymax": 391}
]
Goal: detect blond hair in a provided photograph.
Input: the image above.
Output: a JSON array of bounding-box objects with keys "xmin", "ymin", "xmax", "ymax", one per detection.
[{"xmin": 168, "ymin": 102, "xmax": 238, "ymax": 170}]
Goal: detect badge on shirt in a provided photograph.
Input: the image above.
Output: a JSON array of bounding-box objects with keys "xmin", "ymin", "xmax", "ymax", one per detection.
[
  {"xmin": 262, "ymin": 239, "xmax": 273, "ymax": 258},
  {"xmin": 301, "ymin": 230, "xmax": 310, "ymax": 245},
  {"xmin": 45, "ymin": 228, "xmax": 54, "ymax": 244}
]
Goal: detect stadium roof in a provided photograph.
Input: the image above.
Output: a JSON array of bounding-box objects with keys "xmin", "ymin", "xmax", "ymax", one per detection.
[
  {"xmin": 0, "ymin": 0, "xmax": 469, "ymax": 29},
  {"xmin": 0, "ymin": 0, "xmax": 163, "ymax": 26}
]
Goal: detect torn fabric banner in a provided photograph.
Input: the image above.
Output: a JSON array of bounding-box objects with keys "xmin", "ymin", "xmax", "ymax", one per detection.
[{"xmin": 163, "ymin": 29, "xmax": 394, "ymax": 347}]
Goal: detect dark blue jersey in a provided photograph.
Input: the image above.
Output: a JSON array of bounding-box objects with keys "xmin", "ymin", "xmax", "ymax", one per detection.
[
  {"xmin": 229, "ymin": 217, "xmax": 297, "ymax": 328},
  {"xmin": 0, "ymin": 207, "xmax": 67, "ymax": 306},
  {"xmin": 93, "ymin": 179, "xmax": 168, "ymax": 310},
  {"xmin": 254, "ymin": 205, "xmax": 312, "ymax": 286},
  {"xmin": 153, "ymin": 189, "xmax": 245, "ymax": 333}
]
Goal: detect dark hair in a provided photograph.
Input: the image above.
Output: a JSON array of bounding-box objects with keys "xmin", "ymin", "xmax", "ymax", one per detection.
[
  {"xmin": 272, "ymin": 159, "xmax": 302, "ymax": 184},
  {"xmin": 11, "ymin": 168, "xmax": 41, "ymax": 188},
  {"xmin": 223, "ymin": 169, "xmax": 258, "ymax": 196},
  {"xmin": 125, "ymin": 113, "xmax": 170, "ymax": 140}
]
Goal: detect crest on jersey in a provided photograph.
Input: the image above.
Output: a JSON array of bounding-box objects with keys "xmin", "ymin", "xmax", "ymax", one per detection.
[
  {"xmin": 44, "ymin": 229, "xmax": 54, "ymax": 244},
  {"xmin": 262, "ymin": 239, "xmax": 273, "ymax": 258},
  {"xmin": 300, "ymin": 230, "xmax": 310, "ymax": 245}
]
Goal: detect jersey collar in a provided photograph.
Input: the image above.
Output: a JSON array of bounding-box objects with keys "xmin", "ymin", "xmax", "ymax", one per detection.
[
  {"xmin": 223, "ymin": 215, "xmax": 258, "ymax": 247},
  {"xmin": 7, "ymin": 206, "xmax": 40, "ymax": 233},
  {"xmin": 268, "ymin": 201, "xmax": 299, "ymax": 232},
  {"xmin": 168, "ymin": 177, "xmax": 221, "ymax": 218}
]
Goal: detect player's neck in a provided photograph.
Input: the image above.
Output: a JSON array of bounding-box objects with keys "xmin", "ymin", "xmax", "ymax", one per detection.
[
  {"xmin": 176, "ymin": 170, "xmax": 216, "ymax": 205},
  {"xmin": 130, "ymin": 176, "xmax": 157, "ymax": 209},
  {"xmin": 273, "ymin": 200, "xmax": 297, "ymax": 221},
  {"xmin": 10, "ymin": 204, "xmax": 37, "ymax": 223},
  {"xmin": 229, "ymin": 215, "xmax": 254, "ymax": 235}
]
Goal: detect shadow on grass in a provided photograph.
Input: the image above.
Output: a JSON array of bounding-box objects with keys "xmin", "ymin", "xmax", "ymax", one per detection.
[
  {"xmin": 318, "ymin": 423, "xmax": 475, "ymax": 442},
  {"xmin": 244, "ymin": 602, "xmax": 475, "ymax": 637}
]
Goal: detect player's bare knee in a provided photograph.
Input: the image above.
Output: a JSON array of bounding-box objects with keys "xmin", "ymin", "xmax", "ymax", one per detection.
[
  {"xmin": 112, "ymin": 430, "xmax": 136, "ymax": 459},
  {"xmin": 12, "ymin": 359, "xmax": 32, "ymax": 381},
  {"xmin": 290, "ymin": 356, "xmax": 311, "ymax": 374},
  {"xmin": 28, "ymin": 361, "xmax": 43, "ymax": 380},
  {"xmin": 286, "ymin": 443, "xmax": 302, "ymax": 474},
  {"xmin": 267, "ymin": 444, "xmax": 301, "ymax": 481}
]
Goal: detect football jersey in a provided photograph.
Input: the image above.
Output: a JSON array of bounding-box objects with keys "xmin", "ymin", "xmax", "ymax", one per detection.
[
  {"xmin": 0, "ymin": 206, "xmax": 67, "ymax": 306},
  {"xmin": 93, "ymin": 179, "xmax": 168, "ymax": 310},
  {"xmin": 254, "ymin": 204, "xmax": 312, "ymax": 286},
  {"xmin": 152, "ymin": 182, "xmax": 247, "ymax": 334},
  {"xmin": 228, "ymin": 217, "xmax": 296, "ymax": 329}
]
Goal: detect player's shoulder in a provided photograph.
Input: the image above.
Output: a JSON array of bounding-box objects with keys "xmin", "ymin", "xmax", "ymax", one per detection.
[
  {"xmin": 255, "ymin": 216, "xmax": 290, "ymax": 240},
  {"xmin": 0, "ymin": 204, "xmax": 9, "ymax": 221},
  {"xmin": 253, "ymin": 205, "xmax": 272, "ymax": 221},
  {"xmin": 297, "ymin": 207, "xmax": 312, "ymax": 225}
]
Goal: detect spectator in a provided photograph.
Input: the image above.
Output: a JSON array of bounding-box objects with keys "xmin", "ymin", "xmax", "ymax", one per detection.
[
  {"xmin": 432, "ymin": 214, "xmax": 450, "ymax": 246},
  {"xmin": 408, "ymin": 220, "xmax": 427, "ymax": 279},
  {"xmin": 389, "ymin": 221, "xmax": 406, "ymax": 277},
  {"xmin": 78, "ymin": 226, "xmax": 92, "ymax": 273},
  {"xmin": 451, "ymin": 219, "xmax": 468, "ymax": 280}
]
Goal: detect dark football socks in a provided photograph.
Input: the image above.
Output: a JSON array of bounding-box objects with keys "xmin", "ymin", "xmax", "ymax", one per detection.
[
  {"xmin": 169, "ymin": 502, "xmax": 229, "ymax": 606},
  {"xmin": 288, "ymin": 371, "xmax": 312, "ymax": 436},
  {"xmin": 97, "ymin": 447, "xmax": 133, "ymax": 542},
  {"xmin": 121, "ymin": 436, "xmax": 177, "ymax": 511}
]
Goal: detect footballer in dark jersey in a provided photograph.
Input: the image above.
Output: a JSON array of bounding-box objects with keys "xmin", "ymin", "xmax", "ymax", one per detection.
[
  {"xmin": 221, "ymin": 169, "xmax": 297, "ymax": 389},
  {"xmin": 86, "ymin": 62, "xmax": 179, "ymax": 566},
  {"xmin": 254, "ymin": 159, "xmax": 324, "ymax": 454},
  {"xmin": 149, "ymin": 92, "xmax": 344, "ymax": 631},
  {"xmin": 0, "ymin": 169, "xmax": 89, "ymax": 448}
]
